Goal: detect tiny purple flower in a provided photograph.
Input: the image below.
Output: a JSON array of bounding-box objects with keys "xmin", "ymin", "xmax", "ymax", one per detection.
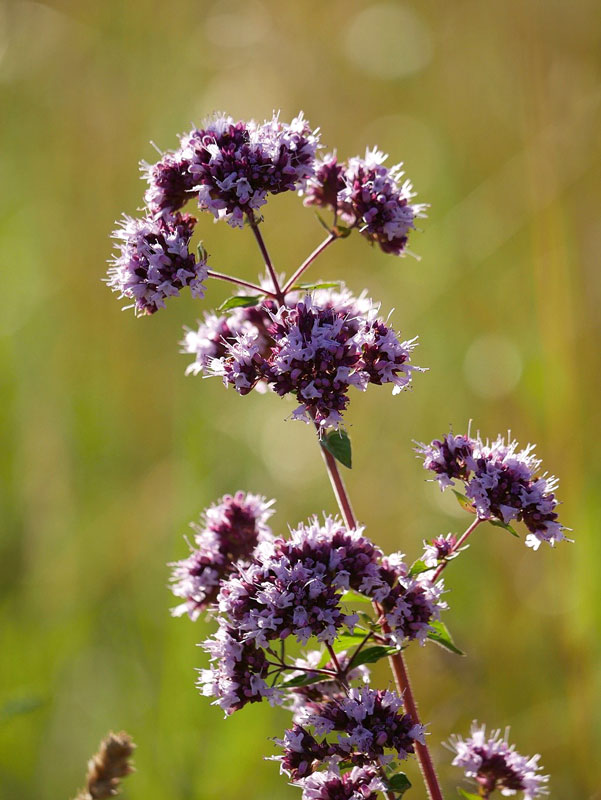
[
  {"xmin": 447, "ymin": 722, "xmax": 549, "ymax": 799},
  {"xmin": 107, "ymin": 212, "xmax": 207, "ymax": 315},
  {"xmin": 422, "ymin": 533, "xmax": 459, "ymax": 568}
]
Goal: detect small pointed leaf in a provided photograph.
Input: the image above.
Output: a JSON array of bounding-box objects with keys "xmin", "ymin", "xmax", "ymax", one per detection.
[
  {"xmin": 489, "ymin": 519, "xmax": 520, "ymax": 538},
  {"xmin": 452, "ymin": 490, "xmax": 476, "ymax": 514},
  {"xmin": 408, "ymin": 559, "xmax": 431, "ymax": 577},
  {"xmin": 386, "ymin": 773, "xmax": 412, "ymax": 796},
  {"xmin": 427, "ymin": 620, "xmax": 465, "ymax": 656},
  {"xmin": 457, "ymin": 789, "xmax": 481, "ymax": 799},
  {"xmin": 321, "ymin": 429, "xmax": 352, "ymax": 469},
  {"xmin": 350, "ymin": 645, "xmax": 400, "ymax": 668},
  {"xmin": 217, "ymin": 295, "xmax": 263, "ymax": 312},
  {"xmin": 291, "ymin": 281, "xmax": 341, "ymax": 292},
  {"xmin": 281, "ymin": 672, "xmax": 329, "ymax": 689}
]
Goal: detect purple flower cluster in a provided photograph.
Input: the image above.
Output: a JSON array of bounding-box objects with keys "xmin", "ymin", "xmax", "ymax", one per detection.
[
  {"xmin": 303, "ymin": 149, "xmax": 426, "ymax": 256},
  {"xmin": 448, "ymin": 722, "xmax": 549, "ymax": 799},
  {"xmin": 196, "ymin": 514, "xmax": 445, "ymax": 714},
  {"xmin": 209, "ymin": 292, "xmax": 421, "ymax": 429},
  {"xmin": 108, "ymin": 213, "xmax": 207, "ymax": 315},
  {"xmin": 145, "ymin": 112, "xmax": 320, "ymax": 227},
  {"xmin": 277, "ymin": 688, "xmax": 424, "ymax": 777},
  {"xmin": 294, "ymin": 763, "xmax": 384, "ymax": 800},
  {"xmin": 198, "ymin": 626, "xmax": 276, "ymax": 714},
  {"xmin": 169, "ymin": 491, "xmax": 274, "ymax": 619},
  {"xmin": 417, "ymin": 432, "xmax": 567, "ymax": 549},
  {"xmin": 217, "ymin": 516, "xmax": 383, "ymax": 647},
  {"xmin": 422, "ymin": 533, "xmax": 459, "ymax": 568}
]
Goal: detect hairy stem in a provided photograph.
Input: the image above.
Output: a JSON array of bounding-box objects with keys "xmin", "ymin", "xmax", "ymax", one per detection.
[
  {"xmin": 431, "ymin": 517, "xmax": 483, "ymax": 582},
  {"xmin": 247, "ymin": 212, "xmax": 285, "ymax": 304},
  {"xmin": 317, "ymin": 444, "xmax": 445, "ymax": 800},
  {"xmin": 207, "ymin": 269, "xmax": 276, "ymax": 297},
  {"xmin": 282, "ymin": 232, "xmax": 338, "ymax": 294}
]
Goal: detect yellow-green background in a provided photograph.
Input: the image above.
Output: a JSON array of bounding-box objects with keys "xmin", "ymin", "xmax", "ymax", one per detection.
[{"xmin": 1, "ymin": 0, "xmax": 599, "ymax": 797}]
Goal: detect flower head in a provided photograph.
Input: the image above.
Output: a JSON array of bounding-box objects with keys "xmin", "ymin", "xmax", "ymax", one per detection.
[
  {"xmin": 181, "ymin": 112, "xmax": 320, "ymax": 227},
  {"xmin": 169, "ymin": 491, "xmax": 274, "ymax": 619},
  {"xmin": 303, "ymin": 687, "xmax": 424, "ymax": 764},
  {"xmin": 141, "ymin": 149, "xmax": 196, "ymax": 214},
  {"xmin": 293, "ymin": 763, "xmax": 384, "ymax": 800},
  {"xmin": 448, "ymin": 722, "xmax": 549, "ymax": 799},
  {"xmin": 422, "ymin": 533, "xmax": 460, "ymax": 568},
  {"xmin": 107, "ymin": 212, "xmax": 206, "ymax": 315},
  {"xmin": 197, "ymin": 626, "xmax": 277, "ymax": 715},
  {"xmin": 217, "ymin": 516, "xmax": 380, "ymax": 647},
  {"xmin": 417, "ymin": 431, "xmax": 567, "ymax": 549},
  {"xmin": 340, "ymin": 148, "xmax": 426, "ymax": 256},
  {"xmin": 208, "ymin": 291, "xmax": 422, "ymax": 429},
  {"xmin": 302, "ymin": 153, "xmax": 348, "ymax": 214},
  {"xmin": 274, "ymin": 725, "xmax": 329, "ymax": 780}
]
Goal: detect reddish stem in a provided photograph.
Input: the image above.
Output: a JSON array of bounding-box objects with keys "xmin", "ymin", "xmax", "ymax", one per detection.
[
  {"xmin": 431, "ymin": 517, "xmax": 483, "ymax": 582},
  {"xmin": 207, "ymin": 269, "xmax": 275, "ymax": 297},
  {"xmin": 247, "ymin": 213, "xmax": 285, "ymax": 304},
  {"xmin": 282, "ymin": 232, "xmax": 338, "ymax": 294},
  {"xmin": 317, "ymin": 440, "xmax": 445, "ymax": 800}
]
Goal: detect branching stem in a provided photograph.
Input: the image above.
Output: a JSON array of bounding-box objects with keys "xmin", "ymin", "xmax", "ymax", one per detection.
[
  {"xmin": 207, "ymin": 269, "xmax": 275, "ymax": 296},
  {"xmin": 247, "ymin": 212, "xmax": 285, "ymax": 304},
  {"xmin": 282, "ymin": 232, "xmax": 338, "ymax": 294}
]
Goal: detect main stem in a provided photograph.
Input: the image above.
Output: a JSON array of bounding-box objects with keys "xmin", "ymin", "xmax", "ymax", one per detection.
[{"xmin": 318, "ymin": 444, "xmax": 445, "ymax": 800}]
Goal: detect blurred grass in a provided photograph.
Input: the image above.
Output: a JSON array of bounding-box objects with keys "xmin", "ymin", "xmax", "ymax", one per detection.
[{"xmin": 1, "ymin": 0, "xmax": 600, "ymax": 797}]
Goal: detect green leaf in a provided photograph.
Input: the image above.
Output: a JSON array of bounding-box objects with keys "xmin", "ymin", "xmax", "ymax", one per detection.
[
  {"xmin": 489, "ymin": 519, "xmax": 520, "ymax": 538},
  {"xmin": 350, "ymin": 645, "xmax": 400, "ymax": 668},
  {"xmin": 281, "ymin": 672, "xmax": 328, "ymax": 689},
  {"xmin": 387, "ymin": 772, "xmax": 412, "ymax": 796},
  {"xmin": 452, "ymin": 490, "xmax": 476, "ymax": 514},
  {"xmin": 408, "ymin": 559, "xmax": 431, "ymax": 577},
  {"xmin": 290, "ymin": 281, "xmax": 341, "ymax": 292},
  {"xmin": 333, "ymin": 223, "xmax": 353, "ymax": 238},
  {"xmin": 332, "ymin": 631, "xmax": 367, "ymax": 653},
  {"xmin": 321, "ymin": 429, "xmax": 352, "ymax": 469},
  {"xmin": 217, "ymin": 295, "xmax": 263, "ymax": 312},
  {"xmin": 427, "ymin": 620, "xmax": 465, "ymax": 656},
  {"xmin": 341, "ymin": 589, "xmax": 372, "ymax": 605},
  {"xmin": 457, "ymin": 789, "xmax": 481, "ymax": 799}
]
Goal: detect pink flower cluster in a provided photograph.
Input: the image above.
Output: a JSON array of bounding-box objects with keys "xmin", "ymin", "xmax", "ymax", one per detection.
[
  {"xmin": 303, "ymin": 149, "xmax": 426, "ymax": 256},
  {"xmin": 206, "ymin": 291, "xmax": 421, "ymax": 429},
  {"xmin": 417, "ymin": 431, "xmax": 567, "ymax": 549}
]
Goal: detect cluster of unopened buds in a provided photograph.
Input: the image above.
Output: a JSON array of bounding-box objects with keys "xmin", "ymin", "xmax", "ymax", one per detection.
[{"xmin": 109, "ymin": 111, "xmax": 567, "ymax": 799}]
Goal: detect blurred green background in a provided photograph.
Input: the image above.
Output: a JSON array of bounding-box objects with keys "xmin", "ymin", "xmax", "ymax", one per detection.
[{"xmin": 1, "ymin": 0, "xmax": 600, "ymax": 797}]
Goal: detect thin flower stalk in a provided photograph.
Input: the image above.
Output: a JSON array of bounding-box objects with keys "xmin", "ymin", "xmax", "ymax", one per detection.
[{"xmin": 431, "ymin": 518, "xmax": 484, "ymax": 582}]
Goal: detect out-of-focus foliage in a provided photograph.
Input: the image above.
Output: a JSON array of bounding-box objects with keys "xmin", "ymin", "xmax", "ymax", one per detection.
[{"xmin": 1, "ymin": 0, "xmax": 599, "ymax": 797}]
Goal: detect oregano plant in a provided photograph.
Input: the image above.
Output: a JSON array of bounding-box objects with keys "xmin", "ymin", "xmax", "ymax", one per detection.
[{"xmin": 107, "ymin": 111, "xmax": 567, "ymax": 799}]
